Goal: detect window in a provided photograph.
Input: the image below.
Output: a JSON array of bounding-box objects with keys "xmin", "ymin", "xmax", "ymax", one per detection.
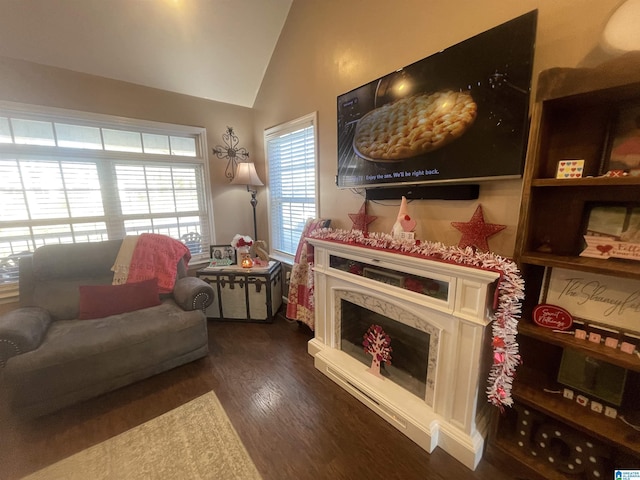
[
  {"xmin": 265, "ymin": 113, "xmax": 318, "ymax": 259},
  {"xmin": 0, "ymin": 102, "xmax": 214, "ymax": 298}
]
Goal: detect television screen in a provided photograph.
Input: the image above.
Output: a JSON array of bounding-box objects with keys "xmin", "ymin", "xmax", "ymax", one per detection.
[{"xmin": 336, "ymin": 10, "xmax": 537, "ymax": 189}]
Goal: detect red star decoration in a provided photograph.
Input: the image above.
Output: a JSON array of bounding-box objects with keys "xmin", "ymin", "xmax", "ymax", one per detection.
[
  {"xmin": 348, "ymin": 201, "xmax": 377, "ymax": 233},
  {"xmin": 451, "ymin": 205, "xmax": 506, "ymax": 251}
]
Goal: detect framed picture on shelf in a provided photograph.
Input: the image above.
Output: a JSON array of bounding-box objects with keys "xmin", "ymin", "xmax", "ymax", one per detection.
[
  {"xmin": 582, "ymin": 203, "xmax": 637, "ymax": 238},
  {"xmin": 209, "ymin": 244, "xmax": 236, "ymax": 266},
  {"xmin": 602, "ymin": 101, "xmax": 640, "ymax": 173},
  {"xmin": 540, "ymin": 267, "xmax": 640, "ymax": 333},
  {"xmin": 580, "ymin": 203, "xmax": 640, "ymax": 260}
]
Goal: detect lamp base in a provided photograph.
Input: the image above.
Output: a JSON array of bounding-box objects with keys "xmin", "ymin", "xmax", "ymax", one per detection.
[{"xmin": 249, "ymin": 188, "xmax": 259, "ymax": 241}]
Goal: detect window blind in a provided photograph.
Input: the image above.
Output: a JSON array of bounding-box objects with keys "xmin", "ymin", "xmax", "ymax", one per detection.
[{"xmin": 265, "ymin": 113, "xmax": 318, "ymax": 257}]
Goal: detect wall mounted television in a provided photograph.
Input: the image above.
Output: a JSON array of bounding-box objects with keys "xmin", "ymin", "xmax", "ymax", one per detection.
[{"xmin": 336, "ymin": 10, "xmax": 537, "ymax": 191}]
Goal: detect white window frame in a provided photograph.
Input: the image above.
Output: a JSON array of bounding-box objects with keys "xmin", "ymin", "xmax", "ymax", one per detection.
[
  {"xmin": 0, "ymin": 101, "xmax": 215, "ymax": 303},
  {"xmin": 264, "ymin": 112, "xmax": 319, "ymax": 264}
]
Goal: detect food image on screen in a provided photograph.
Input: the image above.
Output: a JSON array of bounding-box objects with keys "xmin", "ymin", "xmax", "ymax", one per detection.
[
  {"xmin": 353, "ymin": 90, "xmax": 477, "ymax": 162},
  {"xmin": 336, "ymin": 10, "xmax": 537, "ymax": 189}
]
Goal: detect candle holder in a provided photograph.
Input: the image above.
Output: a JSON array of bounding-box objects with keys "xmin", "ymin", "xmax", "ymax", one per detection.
[
  {"xmin": 240, "ymin": 255, "xmax": 254, "ymax": 268},
  {"xmin": 237, "ymin": 247, "xmax": 253, "ymax": 268},
  {"xmin": 231, "ymin": 234, "xmax": 254, "ymax": 268}
]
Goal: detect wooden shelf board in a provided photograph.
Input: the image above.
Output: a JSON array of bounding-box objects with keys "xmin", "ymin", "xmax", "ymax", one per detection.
[
  {"xmin": 489, "ymin": 437, "xmax": 567, "ymax": 480},
  {"xmin": 531, "ymin": 177, "xmax": 640, "ymax": 187},
  {"xmin": 512, "ymin": 382, "xmax": 640, "ymax": 457},
  {"xmin": 518, "ymin": 321, "xmax": 640, "ymax": 372},
  {"xmin": 536, "ymin": 53, "xmax": 640, "ymax": 102},
  {"xmin": 518, "ymin": 252, "xmax": 640, "ymax": 279}
]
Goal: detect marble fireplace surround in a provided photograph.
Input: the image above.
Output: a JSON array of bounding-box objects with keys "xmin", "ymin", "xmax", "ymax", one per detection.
[{"xmin": 307, "ymin": 239, "xmax": 501, "ymax": 470}]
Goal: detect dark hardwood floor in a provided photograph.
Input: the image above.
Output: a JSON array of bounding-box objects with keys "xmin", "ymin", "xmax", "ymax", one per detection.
[{"xmin": 1, "ymin": 310, "xmax": 524, "ymax": 480}]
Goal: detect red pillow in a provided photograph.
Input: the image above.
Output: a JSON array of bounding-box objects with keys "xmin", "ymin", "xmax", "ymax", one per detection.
[{"xmin": 78, "ymin": 279, "xmax": 161, "ymax": 320}]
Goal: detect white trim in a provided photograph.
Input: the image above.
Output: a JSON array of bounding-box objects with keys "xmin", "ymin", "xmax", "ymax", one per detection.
[
  {"xmin": 0, "ymin": 101, "xmax": 215, "ymax": 296},
  {"xmin": 0, "ymin": 100, "xmax": 205, "ymax": 138},
  {"xmin": 0, "ymin": 284, "xmax": 19, "ymax": 304},
  {"xmin": 269, "ymin": 250, "xmax": 294, "ymax": 266}
]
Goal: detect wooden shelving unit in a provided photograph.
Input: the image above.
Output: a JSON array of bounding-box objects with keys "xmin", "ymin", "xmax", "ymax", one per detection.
[
  {"xmin": 518, "ymin": 322, "xmax": 640, "ymax": 371},
  {"xmin": 531, "ymin": 176, "xmax": 640, "ymax": 187},
  {"xmin": 490, "ymin": 437, "xmax": 575, "ymax": 480},
  {"xmin": 486, "ymin": 53, "xmax": 640, "ymax": 479},
  {"xmin": 518, "ymin": 251, "xmax": 640, "ymax": 278},
  {"xmin": 512, "ymin": 382, "xmax": 640, "ymax": 457}
]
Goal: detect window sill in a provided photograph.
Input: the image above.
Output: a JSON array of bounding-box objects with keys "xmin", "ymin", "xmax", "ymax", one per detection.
[
  {"xmin": 269, "ymin": 251, "xmax": 294, "ymax": 267},
  {"xmin": 0, "ymin": 285, "xmax": 19, "ymax": 305}
]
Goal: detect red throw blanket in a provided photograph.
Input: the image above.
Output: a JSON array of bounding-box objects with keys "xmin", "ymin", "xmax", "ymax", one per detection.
[
  {"xmin": 126, "ymin": 233, "xmax": 191, "ymax": 293},
  {"xmin": 286, "ymin": 218, "xmax": 330, "ymax": 330}
]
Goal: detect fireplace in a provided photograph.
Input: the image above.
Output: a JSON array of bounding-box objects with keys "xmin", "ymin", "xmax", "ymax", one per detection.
[
  {"xmin": 338, "ymin": 293, "xmax": 439, "ymax": 403},
  {"xmin": 307, "ymin": 239, "xmax": 500, "ymax": 470}
]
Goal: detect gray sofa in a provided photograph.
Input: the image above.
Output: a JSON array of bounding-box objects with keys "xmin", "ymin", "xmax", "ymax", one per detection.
[{"xmin": 0, "ymin": 239, "xmax": 214, "ymax": 418}]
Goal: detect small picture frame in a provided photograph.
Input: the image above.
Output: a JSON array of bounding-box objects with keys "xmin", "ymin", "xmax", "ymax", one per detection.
[
  {"xmin": 580, "ymin": 203, "xmax": 640, "ymax": 260},
  {"xmin": 602, "ymin": 101, "xmax": 640, "ymax": 173},
  {"xmin": 555, "ymin": 159, "xmax": 584, "ymax": 179},
  {"xmin": 582, "ymin": 203, "xmax": 637, "ymax": 239},
  {"xmin": 209, "ymin": 244, "xmax": 236, "ymax": 266}
]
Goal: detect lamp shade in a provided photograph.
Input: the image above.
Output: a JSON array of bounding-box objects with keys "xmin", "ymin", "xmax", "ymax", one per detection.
[
  {"xmin": 601, "ymin": 0, "xmax": 640, "ymax": 54},
  {"xmin": 231, "ymin": 162, "xmax": 264, "ymax": 186}
]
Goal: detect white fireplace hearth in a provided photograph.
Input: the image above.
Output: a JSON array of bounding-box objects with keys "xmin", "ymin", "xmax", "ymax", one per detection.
[{"xmin": 307, "ymin": 239, "xmax": 501, "ymax": 470}]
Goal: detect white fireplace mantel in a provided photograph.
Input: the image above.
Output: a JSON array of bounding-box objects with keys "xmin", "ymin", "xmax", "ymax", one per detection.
[{"xmin": 307, "ymin": 239, "xmax": 501, "ymax": 470}]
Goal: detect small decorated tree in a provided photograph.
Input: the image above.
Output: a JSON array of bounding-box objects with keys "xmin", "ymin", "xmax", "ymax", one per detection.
[{"xmin": 363, "ymin": 325, "xmax": 392, "ymax": 378}]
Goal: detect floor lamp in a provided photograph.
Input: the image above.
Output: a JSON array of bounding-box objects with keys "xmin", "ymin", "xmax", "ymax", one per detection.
[{"xmin": 230, "ymin": 162, "xmax": 264, "ymax": 240}]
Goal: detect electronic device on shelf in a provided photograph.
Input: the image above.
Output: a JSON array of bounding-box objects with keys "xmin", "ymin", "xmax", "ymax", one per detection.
[{"xmin": 557, "ymin": 348, "xmax": 628, "ymax": 407}]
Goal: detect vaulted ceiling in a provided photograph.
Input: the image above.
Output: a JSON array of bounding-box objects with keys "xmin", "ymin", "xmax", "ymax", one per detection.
[{"xmin": 0, "ymin": 0, "xmax": 293, "ymax": 108}]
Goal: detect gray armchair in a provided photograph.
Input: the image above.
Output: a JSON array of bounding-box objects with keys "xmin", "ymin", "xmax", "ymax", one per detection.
[{"xmin": 0, "ymin": 239, "xmax": 214, "ymax": 418}]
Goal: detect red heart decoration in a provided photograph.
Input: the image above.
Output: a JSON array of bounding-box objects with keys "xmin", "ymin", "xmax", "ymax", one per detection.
[
  {"xmin": 597, "ymin": 244, "xmax": 613, "ymax": 255},
  {"xmin": 400, "ymin": 217, "xmax": 417, "ymax": 231}
]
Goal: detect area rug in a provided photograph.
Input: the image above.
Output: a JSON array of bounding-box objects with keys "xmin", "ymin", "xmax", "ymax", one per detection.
[{"xmin": 22, "ymin": 392, "xmax": 262, "ymax": 480}]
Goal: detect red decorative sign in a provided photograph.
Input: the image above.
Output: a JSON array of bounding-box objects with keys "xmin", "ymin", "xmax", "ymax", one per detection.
[{"xmin": 532, "ymin": 304, "xmax": 573, "ymax": 330}]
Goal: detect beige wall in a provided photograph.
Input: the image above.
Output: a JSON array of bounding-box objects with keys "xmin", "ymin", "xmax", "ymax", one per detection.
[
  {"xmin": 0, "ymin": 0, "xmax": 624, "ymax": 272},
  {"xmin": 0, "ymin": 56, "xmax": 259, "ymax": 247},
  {"xmin": 253, "ymin": 0, "xmax": 622, "ymax": 257}
]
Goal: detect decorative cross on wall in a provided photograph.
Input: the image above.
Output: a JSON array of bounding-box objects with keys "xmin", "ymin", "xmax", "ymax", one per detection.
[{"xmin": 211, "ymin": 126, "xmax": 250, "ymax": 180}]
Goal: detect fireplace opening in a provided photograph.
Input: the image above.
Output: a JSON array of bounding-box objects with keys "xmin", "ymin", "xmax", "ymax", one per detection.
[{"xmin": 340, "ymin": 299, "xmax": 430, "ymax": 400}]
